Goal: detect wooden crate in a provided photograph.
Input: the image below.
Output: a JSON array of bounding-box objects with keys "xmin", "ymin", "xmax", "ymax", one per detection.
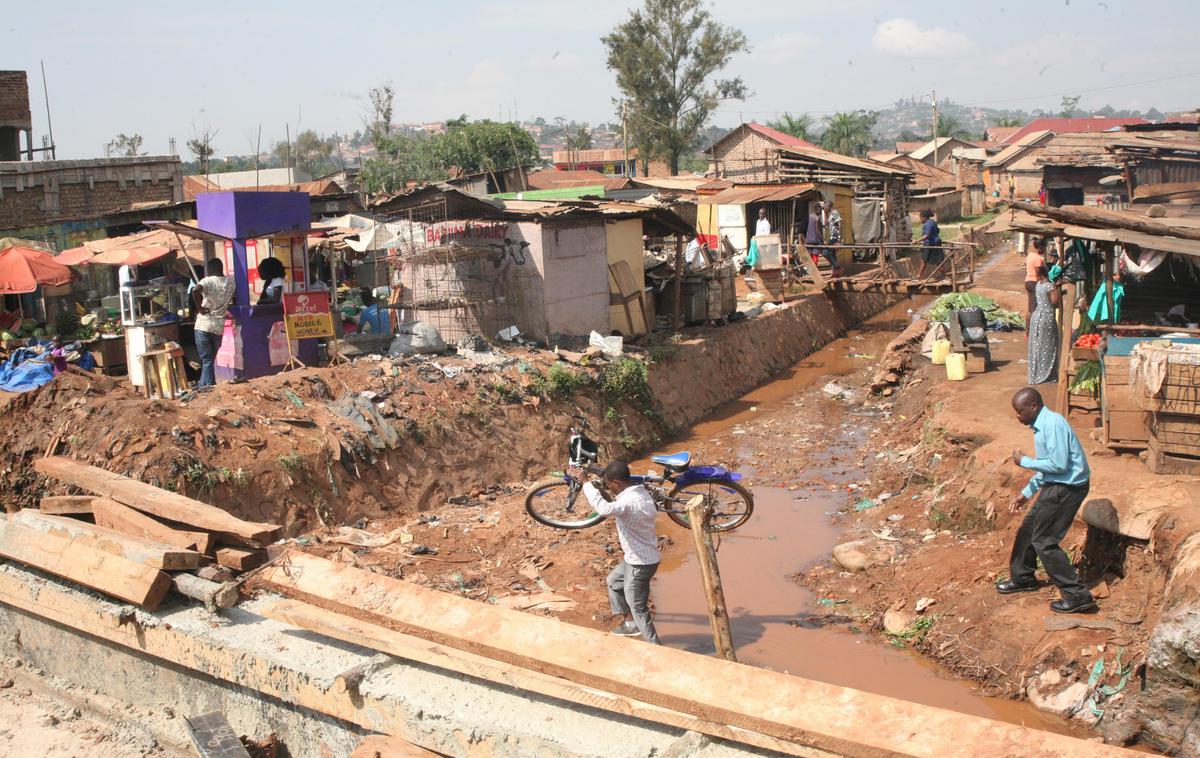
[
  {"xmin": 89, "ymin": 335, "xmax": 127, "ymax": 368},
  {"xmin": 1072, "ymin": 347, "xmax": 1100, "ymax": 362},
  {"xmin": 1102, "ymin": 380, "xmax": 1149, "ymax": 450},
  {"xmin": 1102, "ymin": 355, "xmax": 1130, "ymax": 386},
  {"xmin": 965, "ymin": 345, "xmax": 989, "ymax": 374},
  {"xmin": 1136, "ymin": 362, "xmax": 1200, "ymax": 415},
  {"xmin": 1147, "ymin": 436, "xmax": 1200, "ymax": 475},
  {"xmin": 742, "ymin": 269, "xmax": 785, "ymax": 303},
  {"xmin": 1150, "ymin": 414, "xmax": 1200, "ymax": 457}
]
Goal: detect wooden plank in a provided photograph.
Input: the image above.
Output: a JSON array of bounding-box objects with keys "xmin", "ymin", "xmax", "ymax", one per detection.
[
  {"xmin": 0, "ymin": 518, "xmax": 170, "ymax": 609},
  {"xmin": 34, "ymin": 457, "xmax": 279, "ymax": 544},
  {"xmin": 262, "ymin": 600, "xmax": 819, "ymax": 758},
  {"xmin": 794, "ymin": 242, "xmax": 826, "ymax": 289},
  {"xmin": 92, "ymin": 498, "xmax": 215, "ymax": 554},
  {"xmin": 183, "ymin": 711, "xmax": 252, "ymax": 758},
  {"xmin": 256, "ymin": 553, "xmax": 1131, "ymax": 758},
  {"xmin": 1054, "ymin": 281, "xmax": 1077, "ymax": 414},
  {"xmin": 38, "ymin": 495, "xmax": 96, "ymax": 515},
  {"xmin": 348, "ymin": 735, "xmax": 449, "ymax": 757},
  {"xmin": 11, "ymin": 510, "xmax": 201, "ymax": 570},
  {"xmin": 216, "ymin": 546, "xmax": 267, "ymax": 571}
]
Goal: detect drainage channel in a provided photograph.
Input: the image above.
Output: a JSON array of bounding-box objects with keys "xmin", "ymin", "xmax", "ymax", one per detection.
[{"xmin": 639, "ymin": 297, "xmax": 1081, "ymax": 737}]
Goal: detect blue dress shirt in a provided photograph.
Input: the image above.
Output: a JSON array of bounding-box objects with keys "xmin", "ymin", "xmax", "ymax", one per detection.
[{"xmin": 1020, "ymin": 406, "xmax": 1091, "ymax": 498}]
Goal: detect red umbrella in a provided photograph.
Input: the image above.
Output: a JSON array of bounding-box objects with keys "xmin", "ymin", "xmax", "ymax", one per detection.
[
  {"xmin": 55, "ymin": 246, "xmax": 97, "ymax": 266},
  {"xmin": 0, "ymin": 244, "xmax": 74, "ymax": 294},
  {"xmin": 90, "ymin": 245, "xmax": 174, "ymax": 267}
]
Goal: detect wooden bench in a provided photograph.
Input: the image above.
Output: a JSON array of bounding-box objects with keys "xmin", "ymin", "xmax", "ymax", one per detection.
[{"xmin": 138, "ymin": 345, "xmax": 188, "ymax": 399}]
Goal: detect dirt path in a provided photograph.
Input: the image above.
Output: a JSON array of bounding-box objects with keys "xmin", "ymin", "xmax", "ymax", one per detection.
[{"xmin": 0, "ymin": 681, "xmax": 172, "ymax": 757}]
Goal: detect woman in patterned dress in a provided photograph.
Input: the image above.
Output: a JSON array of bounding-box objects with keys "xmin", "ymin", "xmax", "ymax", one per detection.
[{"xmin": 1027, "ymin": 265, "xmax": 1061, "ymax": 385}]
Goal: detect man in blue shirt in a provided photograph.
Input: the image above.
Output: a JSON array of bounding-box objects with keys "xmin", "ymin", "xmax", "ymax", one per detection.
[
  {"xmin": 997, "ymin": 388, "xmax": 1097, "ymax": 613},
  {"xmin": 915, "ymin": 209, "xmax": 943, "ymax": 281}
]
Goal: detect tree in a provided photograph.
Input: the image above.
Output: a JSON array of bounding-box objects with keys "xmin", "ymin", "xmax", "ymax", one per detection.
[
  {"xmin": 1060, "ymin": 95, "xmax": 1082, "ymax": 118},
  {"xmin": 109, "ymin": 133, "xmax": 143, "ymax": 157},
  {"xmin": 273, "ymin": 130, "xmax": 337, "ymax": 179},
  {"xmin": 931, "ymin": 113, "xmax": 972, "ymax": 141},
  {"xmin": 767, "ymin": 113, "xmax": 814, "ymax": 142},
  {"xmin": 603, "ymin": 0, "xmax": 749, "ymax": 174},
  {"xmin": 564, "ymin": 125, "xmax": 593, "ymax": 169},
  {"xmin": 821, "ymin": 111, "xmax": 876, "ymax": 157},
  {"xmin": 368, "ymin": 82, "xmax": 395, "ymax": 144},
  {"xmin": 187, "ymin": 126, "xmax": 218, "ymax": 175},
  {"xmin": 359, "ymin": 118, "xmax": 539, "ymax": 194},
  {"xmin": 992, "ymin": 116, "xmax": 1023, "ymax": 128}
]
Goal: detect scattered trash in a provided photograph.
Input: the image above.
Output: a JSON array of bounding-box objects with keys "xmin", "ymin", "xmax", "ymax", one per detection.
[
  {"xmin": 282, "ymin": 389, "xmax": 305, "ymax": 408},
  {"xmin": 497, "ymin": 325, "xmax": 521, "ymax": 341},
  {"xmin": 816, "ymin": 598, "xmax": 849, "ymax": 607},
  {"xmin": 328, "ymin": 527, "xmax": 412, "ymax": 548},
  {"xmin": 853, "ymin": 498, "xmax": 877, "ymax": 511},
  {"xmin": 588, "ymin": 330, "xmax": 623, "ymax": 359},
  {"xmin": 822, "ymin": 381, "xmax": 850, "ymax": 399},
  {"xmin": 389, "ymin": 321, "xmax": 446, "ymax": 355},
  {"xmin": 914, "ymin": 597, "xmax": 936, "ymax": 613}
]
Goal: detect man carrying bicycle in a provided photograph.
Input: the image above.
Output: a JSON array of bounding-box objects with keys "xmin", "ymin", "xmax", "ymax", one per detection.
[{"xmin": 582, "ymin": 461, "xmax": 662, "ymax": 644}]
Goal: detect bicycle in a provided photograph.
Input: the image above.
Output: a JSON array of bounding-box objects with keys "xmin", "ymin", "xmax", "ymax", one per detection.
[{"xmin": 524, "ymin": 415, "xmax": 754, "ymax": 532}]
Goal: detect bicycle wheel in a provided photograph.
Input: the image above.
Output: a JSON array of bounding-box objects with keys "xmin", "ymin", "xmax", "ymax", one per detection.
[
  {"xmin": 666, "ymin": 478, "xmax": 755, "ymax": 533},
  {"xmin": 525, "ymin": 478, "xmax": 605, "ymax": 530}
]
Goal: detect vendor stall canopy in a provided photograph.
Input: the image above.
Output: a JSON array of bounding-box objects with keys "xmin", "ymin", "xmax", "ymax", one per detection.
[{"xmin": 0, "ymin": 243, "xmax": 73, "ymax": 294}]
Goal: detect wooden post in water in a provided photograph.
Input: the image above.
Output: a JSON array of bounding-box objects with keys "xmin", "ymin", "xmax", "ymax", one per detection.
[
  {"xmin": 1055, "ymin": 277, "xmax": 1078, "ymax": 413},
  {"xmin": 686, "ymin": 495, "xmax": 737, "ymax": 662},
  {"xmin": 672, "ymin": 235, "xmax": 684, "ymax": 332}
]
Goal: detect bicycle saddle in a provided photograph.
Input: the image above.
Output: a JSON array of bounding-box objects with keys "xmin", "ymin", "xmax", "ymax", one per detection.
[{"xmin": 651, "ymin": 451, "xmax": 691, "ymax": 470}]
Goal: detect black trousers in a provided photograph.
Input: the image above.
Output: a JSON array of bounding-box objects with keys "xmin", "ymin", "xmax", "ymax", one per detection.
[{"xmin": 1009, "ymin": 481, "xmax": 1091, "ymax": 600}]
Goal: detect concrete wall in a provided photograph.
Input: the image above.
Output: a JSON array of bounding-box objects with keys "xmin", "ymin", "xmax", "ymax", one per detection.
[
  {"xmin": 606, "ymin": 218, "xmax": 648, "ymax": 335},
  {"xmin": 511, "ymin": 220, "xmax": 550, "ymax": 338},
  {"xmin": 540, "ymin": 221, "xmax": 610, "ymax": 338}
]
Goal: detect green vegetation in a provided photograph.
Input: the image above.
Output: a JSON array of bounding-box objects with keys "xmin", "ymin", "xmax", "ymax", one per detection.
[
  {"xmin": 361, "ymin": 117, "xmax": 540, "ymax": 193},
  {"xmin": 277, "ymin": 452, "xmax": 303, "ymax": 476},
  {"xmin": 885, "ymin": 614, "xmax": 941, "ymax": 648},
  {"xmin": 603, "ymin": 0, "xmax": 748, "ymax": 173},
  {"xmin": 928, "ymin": 292, "xmax": 1024, "ymax": 329},
  {"xmin": 821, "ymin": 111, "xmax": 878, "ymax": 157},
  {"xmin": 767, "ymin": 113, "xmax": 814, "ymax": 142},
  {"xmin": 599, "ymin": 358, "xmax": 653, "ymax": 409},
  {"xmin": 1069, "ymin": 360, "xmax": 1102, "ymax": 396},
  {"xmin": 177, "ymin": 458, "xmax": 248, "ymax": 493}
]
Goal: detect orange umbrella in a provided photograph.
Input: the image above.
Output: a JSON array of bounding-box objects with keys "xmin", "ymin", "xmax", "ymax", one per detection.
[
  {"xmin": 55, "ymin": 246, "xmax": 96, "ymax": 266},
  {"xmin": 90, "ymin": 245, "xmax": 175, "ymax": 267},
  {"xmin": 0, "ymin": 244, "xmax": 74, "ymax": 294}
]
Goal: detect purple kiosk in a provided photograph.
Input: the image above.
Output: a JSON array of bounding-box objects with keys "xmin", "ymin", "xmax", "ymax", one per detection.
[{"xmin": 194, "ymin": 191, "xmax": 319, "ymax": 381}]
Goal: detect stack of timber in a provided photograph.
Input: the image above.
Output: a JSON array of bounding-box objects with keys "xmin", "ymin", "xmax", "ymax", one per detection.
[
  {"xmin": 250, "ymin": 551, "xmax": 1127, "ymax": 758},
  {"xmin": 0, "ymin": 456, "xmax": 284, "ymax": 611}
]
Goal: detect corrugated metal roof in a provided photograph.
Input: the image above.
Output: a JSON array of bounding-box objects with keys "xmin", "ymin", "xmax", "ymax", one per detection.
[
  {"xmin": 699, "ymin": 183, "xmax": 818, "ymax": 205},
  {"xmin": 983, "ymin": 130, "xmax": 1054, "ymax": 168},
  {"xmin": 1004, "ymin": 117, "xmax": 1150, "ymax": 144},
  {"xmin": 774, "ymin": 145, "xmax": 913, "ymax": 177}
]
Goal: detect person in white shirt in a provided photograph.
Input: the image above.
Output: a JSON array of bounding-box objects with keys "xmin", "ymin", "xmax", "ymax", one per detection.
[
  {"xmin": 582, "ymin": 460, "xmax": 662, "ymax": 644},
  {"xmin": 755, "ymin": 208, "xmax": 771, "ymax": 237},
  {"xmin": 118, "ymin": 264, "xmax": 138, "ymax": 288}
]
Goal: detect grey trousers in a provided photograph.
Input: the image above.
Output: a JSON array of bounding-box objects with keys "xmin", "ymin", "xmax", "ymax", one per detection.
[{"xmin": 607, "ymin": 560, "xmax": 660, "ymax": 644}]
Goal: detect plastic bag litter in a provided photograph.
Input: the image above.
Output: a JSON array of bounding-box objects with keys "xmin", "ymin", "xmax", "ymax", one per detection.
[
  {"xmin": 388, "ymin": 321, "xmax": 446, "ymax": 355},
  {"xmin": 589, "ymin": 330, "xmax": 623, "ymax": 358}
]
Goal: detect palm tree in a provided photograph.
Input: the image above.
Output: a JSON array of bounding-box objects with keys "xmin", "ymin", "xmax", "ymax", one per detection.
[
  {"xmin": 767, "ymin": 113, "xmax": 814, "ymax": 142},
  {"xmin": 931, "ymin": 114, "xmax": 972, "ymax": 141},
  {"xmin": 564, "ymin": 125, "xmax": 593, "ymax": 170},
  {"xmin": 821, "ymin": 112, "xmax": 874, "ymax": 157}
]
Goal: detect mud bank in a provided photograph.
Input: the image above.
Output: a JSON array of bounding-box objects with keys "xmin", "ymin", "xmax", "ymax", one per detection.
[
  {"xmin": 796, "ymin": 258, "xmax": 1197, "ymax": 755},
  {"xmin": 0, "ymin": 288, "xmax": 898, "ymax": 533},
  {"xmin": 651, "ymin": 291, "xmax": 900, "ymax": 428}
]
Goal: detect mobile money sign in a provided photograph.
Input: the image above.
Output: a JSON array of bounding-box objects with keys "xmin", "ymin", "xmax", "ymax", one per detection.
[{"xmin": 282, "ymin": 291, "xmax": 334, "ymax": 340}]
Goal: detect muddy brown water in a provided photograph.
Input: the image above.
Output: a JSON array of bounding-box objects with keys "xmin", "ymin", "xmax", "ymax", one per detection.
[{"xmin": 636, "ymin": 297, "xmax": 1083, "ymax": 736}]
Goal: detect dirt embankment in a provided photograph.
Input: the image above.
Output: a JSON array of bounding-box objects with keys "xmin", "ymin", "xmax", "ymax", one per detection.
[{"xmin": 797, "ymin": 276, "xmax": 1200, "ymax": 754}]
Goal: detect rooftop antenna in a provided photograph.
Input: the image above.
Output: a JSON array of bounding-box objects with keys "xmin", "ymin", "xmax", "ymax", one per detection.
[
  {"xmin": 39, "ymin": 61, "xmax": 56, "ymax": 159},
  {"xmin": 255, "ymin": 124, "xmax": 262, "ymax": 190}
]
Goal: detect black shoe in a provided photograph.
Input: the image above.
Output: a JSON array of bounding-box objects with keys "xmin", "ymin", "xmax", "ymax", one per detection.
[
  {"xmin": 996, "ymin": 579, "xmax": 1039, "ymax": 595},
  {"xmin": 1050, "ymin": 597, "xmax": 1098, "ymax": 614}
]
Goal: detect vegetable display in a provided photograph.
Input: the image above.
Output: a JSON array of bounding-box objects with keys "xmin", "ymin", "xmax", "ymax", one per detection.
[
  {"xmin": 928, "ymin": 293, "xmax": 1025, "ymax": 329},
  {"xmin": 1069, "ymin": 360, "xmax": 1101, "ymax": 396},
  {"xmin": 1074, "ymin": 333, "xmax": 1101, "ymax": 349}
]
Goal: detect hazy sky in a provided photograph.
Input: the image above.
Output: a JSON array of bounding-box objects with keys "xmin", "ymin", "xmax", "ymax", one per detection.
[{"xmin": 8, "ymin": 0, "xmax": 1200, "ymax": 159}]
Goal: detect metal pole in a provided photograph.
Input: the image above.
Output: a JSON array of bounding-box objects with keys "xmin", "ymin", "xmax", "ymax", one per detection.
[
  {"xmin": 622, "ymin": 101, "xmax": 630, "ymax": 178},
  {"xmin": 40, "ymin": 61, "xmax": 56, "ymax": 159},
  {"xmin": 685, "ymin": 496, "xmax": 737, "ymax": 662},
  {"xmin": 931, "ymin": 90, "xmax": 938, "ymax": 168}
]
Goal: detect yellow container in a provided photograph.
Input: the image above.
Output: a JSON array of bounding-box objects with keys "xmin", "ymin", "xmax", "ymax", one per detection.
[
  {"xmin": 946, "ymin": 353, "xmax": 967, "ymax": 381},
  {"xmin": 931, "ymin": 339, "xmax": 951, "ymax": 365}
]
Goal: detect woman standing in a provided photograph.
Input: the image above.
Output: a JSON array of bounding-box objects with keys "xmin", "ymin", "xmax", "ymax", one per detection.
[{"xmin": 1027, "ymin": 265, "xmax": 1061, "ymax": 385}]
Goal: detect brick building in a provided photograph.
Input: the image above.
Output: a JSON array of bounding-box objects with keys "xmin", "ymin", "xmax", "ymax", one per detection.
[
  {"xmin": 0, "ymin": 71, "xmax": 34, "ymax": 161},
  {"xmin": 0, "ymin": 157, "xmax": 186, "ymax": 249}
]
